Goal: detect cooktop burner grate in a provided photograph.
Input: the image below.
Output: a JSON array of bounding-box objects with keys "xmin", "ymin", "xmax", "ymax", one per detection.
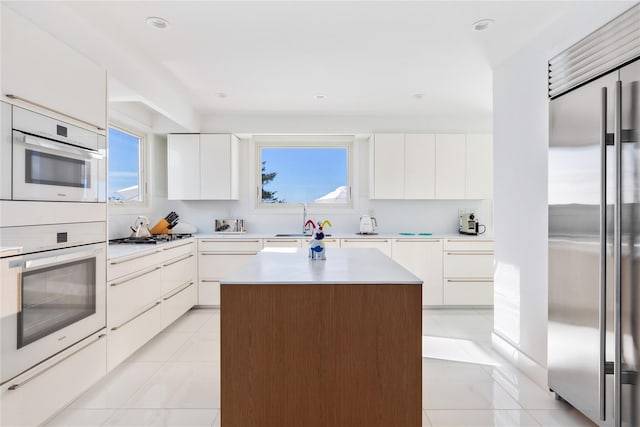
[{"xmin": 110, "ymin": 234, "xmax": 193, "ymax": 244}]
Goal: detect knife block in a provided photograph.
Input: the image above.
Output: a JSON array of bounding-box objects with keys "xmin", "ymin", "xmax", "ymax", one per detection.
[{"xmin": 150, "ymin": 219, "xmax": 171, "ymax": 235}]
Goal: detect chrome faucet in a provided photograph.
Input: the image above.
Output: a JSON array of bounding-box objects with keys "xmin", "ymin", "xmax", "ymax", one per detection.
[{"xmin": 302, "ymin": 203, "xmax": 312, "ymax": 235}]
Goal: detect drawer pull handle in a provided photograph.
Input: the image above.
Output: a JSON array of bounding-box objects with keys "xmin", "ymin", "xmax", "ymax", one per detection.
[
  {"xmin": 111, "ymin": 301, "xmax": 161, "ymax": 331},
  {"xmin": 446, "ymin": 252, "xmax": 493, "ymax": 256},
  {"xmin": 201, "ymin": 239, "xmax": 261, "ymax": 243},
  {"xmin": 200, "ymin": 252, "xmax": 257, "ymax": 256},
  {"xmin": 201, "ymin": 279, "xmax": 219, "ymax": 283},
  {"xmin": 446, "ymin": 239, "xmax": 493, "ymax": 243},
  {"xmin": 343, "ymin": 239, "xmax": 389, "ymax": 243},
  {"xmin": 446, "ymin": 279, "xmax": 493, "ymax": 283},
  {"xmin": 110, "ymin": 249, "xmax": 162, "ymax": 265},
  {"xmin": 265, "ymin": 239, "xmax": 299, "ymax": 243},
  {"xmin": 110, "ymin": 266, "xmax": 161, "ymax": 287},
  {"xmin": 163, "ymin": 282, "xmax": 194, "ymax": 301},
  {"xmin": 5, "ymin": 94, "xmax": 106, "ymax": 132},
  {"xmin": 164, "ymin": 241, "xmax": 194, "ymax": 250},
  {"xmin": 7, "ymin": 333, "xmax": 106, "ymax": 391},
  {"xmin": 395, "ymin": 239, "xmax": 441, "ymax": 243},
  {"xmin": 162, "ymin": 253, "xmax": 194, "ymax": 267}
]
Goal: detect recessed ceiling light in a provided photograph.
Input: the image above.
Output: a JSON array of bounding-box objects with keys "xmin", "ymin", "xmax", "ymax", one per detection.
[
  {"xmin": 412, "ymin": 93, "xmax": 425, "ymax": 100},
  {"xmin": 315, "ymin": 94, "xmax": 326, "ymax": 100},
  {"xmin": 472, "ymin": 19, "xmax": 494, "ymax": 31},
  {"xmin": 146, "ymin": 16, "xmax": 169, "ymax": 29},
  {"xmin": 216, "ymin": 92, "xmax": 227, "ymax": 99}
]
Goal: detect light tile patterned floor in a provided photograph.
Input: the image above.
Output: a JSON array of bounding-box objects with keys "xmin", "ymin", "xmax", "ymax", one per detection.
[{"xmin": 46, "ymin": 308, "xmax": 595, "ymax": 427}]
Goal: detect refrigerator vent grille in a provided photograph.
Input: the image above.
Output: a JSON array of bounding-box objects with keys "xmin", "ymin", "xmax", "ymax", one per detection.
[{"xmin": 548, "ymin": 3, "xmax": 640, "ymax": 98}]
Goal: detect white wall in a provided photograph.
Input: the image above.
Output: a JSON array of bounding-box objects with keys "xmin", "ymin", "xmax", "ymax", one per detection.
[{"xmin": 491, "ymin": 1, "xmax": 634, "ymax": 387}]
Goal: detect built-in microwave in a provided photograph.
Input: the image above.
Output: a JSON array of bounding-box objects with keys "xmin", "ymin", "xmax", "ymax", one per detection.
[{"xmin": 1, "ymin": 104, "xmax": 106, "ymax": 203}]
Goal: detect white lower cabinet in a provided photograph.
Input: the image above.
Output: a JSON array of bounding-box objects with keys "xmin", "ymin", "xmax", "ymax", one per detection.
[
  {"xmin": 263, "ymin": 238, "xmax": 304, "ymax": 248},
  {"xmin": 197, "ymin": 239, "xmax": 262, "ymax": 305},
  {"xmin": 1, "ymin": 331, "xmax": 107, "ymax": 427},
  {"xmin": 107, "ymin": 302, "xmax": 162, "ymax": 371},
  {"xmin": 392, "ymin": 239, "xmax": 443, "ymax": 306},
  {"xmin": 161, "ymin": 281, "xmax": 197, "ymax": 330},
  {"xmin": 442, "ymin": 239, "xmax": 494, "ymax": 306},
  {"xmin": 108, "ymin": 266, "xmax": 162, "ymax": 327},
  {"xmin": 340, "ymin": 238, "xmax": 392, "ymax": 257}
]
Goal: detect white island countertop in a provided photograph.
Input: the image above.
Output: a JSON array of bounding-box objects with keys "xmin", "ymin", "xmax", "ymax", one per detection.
[{"xmin": 220, "ymin": 247, "xmax": 422, "ymax": 285}]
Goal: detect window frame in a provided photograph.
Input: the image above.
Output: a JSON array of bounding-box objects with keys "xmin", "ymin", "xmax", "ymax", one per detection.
[
  {"xmin": 107, "ymin": 123, "xmax": 149, "ymax": 210},
  {"xmin": 253, "ymin": 135, "xmax": 355, "ymax": 211}
]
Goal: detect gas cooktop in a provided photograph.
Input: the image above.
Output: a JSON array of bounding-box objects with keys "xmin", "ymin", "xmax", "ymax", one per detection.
[{"xmin": 110, "ymin": 234, "xmax": 193, "ymax": 244}]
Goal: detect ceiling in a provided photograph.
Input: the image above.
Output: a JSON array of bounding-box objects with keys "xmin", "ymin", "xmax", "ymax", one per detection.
[{"xmin": 2, "ymin": 1, "xmax": 624, "ymax": 120}]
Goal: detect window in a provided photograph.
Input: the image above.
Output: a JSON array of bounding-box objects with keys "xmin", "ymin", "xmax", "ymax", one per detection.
[
  {"xmin": 108, "ymin": 126, "xmax": 145, "ymax": 204},
  {"xmin": 256, "ymin": 136, "xmax": 352, "ymax": 207}
]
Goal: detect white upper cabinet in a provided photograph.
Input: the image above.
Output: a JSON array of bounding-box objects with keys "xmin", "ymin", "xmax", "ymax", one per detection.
[
  {"xmin": 405, "ymin": 134, "xmax": 436, "ymax": 199},
  {"xmin": 1, "ymin": 7, "xmax": 106, "ymax": 130},
  {"xmin": 465, "ymin": 134, "xmax": 493, "ymax": 199},
  {"xmin": 168, "ymin": 134, "xmax": 200, "ymax": 200},
  {"xmin": 371, "ymin": 134, "xmax": 404, "ymax": 199},
  {"xmin": 200, "ymin": 134, "xmax": 239, "ymax": 200},
  {"xmin": 167, "ymin": 134, "xmax": 239, "ymax": 200},
  {"xmin": 434, "ymin": 134, "xmax": 466, "ymax": 199}
]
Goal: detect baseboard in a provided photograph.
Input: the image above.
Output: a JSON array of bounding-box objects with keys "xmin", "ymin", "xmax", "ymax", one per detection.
[{"xmin": 491, "ymin": 331, "xmax": 548, "ymax": 390}]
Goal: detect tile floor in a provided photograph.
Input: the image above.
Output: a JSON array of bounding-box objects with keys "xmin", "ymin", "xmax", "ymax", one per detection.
[{"xmin": 46, "ymin": 308, "xmax": 596, "ymax": 427}]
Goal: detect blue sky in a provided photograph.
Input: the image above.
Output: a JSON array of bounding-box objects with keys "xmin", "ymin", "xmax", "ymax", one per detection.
[
  {"xmin": 108, "ymin": 127, "xmax": 140, "ymax": 200},
  {"xmin": 261, "ymin": 147, "xmax": 347, "ymax": 203}
]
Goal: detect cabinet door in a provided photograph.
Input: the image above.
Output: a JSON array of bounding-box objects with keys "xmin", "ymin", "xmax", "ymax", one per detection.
[
  {"xmin": 340, "ymin": 239, "xmax": 392, "ymax": 257},
  {"xmin": 435, "ymin": 134, "xmax": 466, "ymax": 199},
  {"xmin": 1, "ymin": 8, "xmax": 106, "ymax": 129},
  {"xmin": 392, "ymin": 239, "xmax": 443, "ymax": 306},
  {"xmin": 167, "ymin": 134, "xmax": 200, "ymax": 200},
  {"xmin": 405, "ymin": 134, "xmax": 436, "ymax": 199},
  {"xmin": 371, "ymin": 134, "xmax": 404, "ymax": 199},
  {"xmin": 465, "ymin": 134, "xmax": 493, "ymax": 199},
  {"xmin": 201, "ymin": 134, "xmax": 238, "ymax": 200}
]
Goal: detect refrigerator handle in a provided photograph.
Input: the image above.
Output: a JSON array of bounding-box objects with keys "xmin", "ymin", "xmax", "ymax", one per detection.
[
  {"xmin": 614, "ymin": 79, "xmax": 623, "ymax": 427},
  {"xmin": 599, "ymin": 86, "xmax": 608, "ymax": 422}
]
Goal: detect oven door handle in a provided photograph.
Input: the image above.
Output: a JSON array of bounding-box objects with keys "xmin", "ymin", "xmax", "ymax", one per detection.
[
  {"xmin": 8, "ymin": 247, "xmax": 104, "ymax": 270},
  {"xmin": 17, "ymin": 132, "xmax": 104, "ymax": 160}
]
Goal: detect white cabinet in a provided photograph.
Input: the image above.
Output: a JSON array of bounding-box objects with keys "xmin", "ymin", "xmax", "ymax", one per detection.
[
  {"xmin": 392, "ymin": 239, "xmax": 443, "ymax": 306},
  {"xmin": 465, "ymin": 134, "xmax": 493, "ymax": 199},
  {"xmin": 405, "ymin": 134, "xmax": 436, "ymax": 199},
  {"xmin": 263, "ymin": 238, "xmax": 304, "ymax": 248},
  {"xmin": 435, "ymin": 134, "xmax": 466, "ymax": 199},
  {"xmin": 370, "ymin": 134, "xmax": 436, "ymax": 199},
  {"xmin": 167, "ymin": 134, "xmax": 239, "ymax": 200},
  {"xmin": 340, "ymin": 238, "xmax": 392, "ymax": 257},
  {"xmin": 371, "ymin": 134, "xmax": 404, "ymax": 199},
  {"xmin": 442, "ymin": 239, "xmax": 494, "ymax": 306},
  {"xmin": 323, "ymin": 238, "xmax": 341, "ymax": 248},
  {"xmin": 1, "ymin": 7, "xmax": 106, "ymax": 130},
  {"xmin": 167, "ymin": 134, "xmax": 200, "ymax": 200},
  {"xmin": 160, "ymin": 242, "xmax": 197, "ymax": 328},
  {"xmin": 197, "ymin": 238, "xmax": 262, "ymax": 305},
  {"xmin": 1, "ymin": 332, "xmax": 106, "ymax": 427}
]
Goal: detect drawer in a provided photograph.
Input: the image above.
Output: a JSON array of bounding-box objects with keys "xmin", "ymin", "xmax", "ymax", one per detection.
[
  {"xmin": 323, "ymin": 238, "xmax": 341, "ymax": 248},
  {"xmin": 161, "ymin": 240, "xmax": 195, "ymax": 263},
  {"xmin": 108, "ymin": 301, "xmax": 162, "ymax": 371},
  {"xmin": 263, "ymin": 238, "xmax": 303, "ymax": 248},
  {"xmin": 161, "ymin": 252, "xmax": 196, "ymax": 295},
  {"xmin": 108, "ymin": 248, "xmax": 163, "ymax": 281},
  {"xmin": 108, "ymin": 266, "xmax": 162, "ymax": 326},
  {"xmin": 198, "ymin": 253, "xmax": 255, "ymax": 278},
  {"xmin": 198, "ymin": 239, "xmax": 262, "ymax": 253},
  {"xmin": 1, "ymin": 332, "xmax": 106, "ymax": 427},
  {"xmin": 340, "ymin": 239, "xmax": 392, "ymax": 257},
  {"xmin": 443, "ymin": 251, "xmax": 493, "ymax": 278},
  {"xmin": 198, "ymin": 280, "xmax": 220, "ymax": 306},
  {"xmin": 444, "ymin": 239, "xmax": 494, "ymax": 251},
  {"xmin": 443, "ymin": 279, "xmax": 493, "ymax": 305},
  {"xmin": 161, "ymin": 282, "xmax": 196, "ymax": 329}
]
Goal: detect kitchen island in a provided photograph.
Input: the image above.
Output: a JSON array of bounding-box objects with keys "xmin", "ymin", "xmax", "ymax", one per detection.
[{"xmin": 220, "ymin": 247, "xmax": 422, "ymax": 427}]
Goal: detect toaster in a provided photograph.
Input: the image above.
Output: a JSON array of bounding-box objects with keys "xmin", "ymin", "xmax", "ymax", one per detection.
[{"xmin": 214, "ymin": 219, "xmax": 245, "ymax": 233}]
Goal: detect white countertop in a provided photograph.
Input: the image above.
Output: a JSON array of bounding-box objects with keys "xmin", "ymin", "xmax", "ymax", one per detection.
[
  {"xmin": 220, "ymin": 247, "xmax": 423, "ymax": 285},
  {"xmin": 108, "ymin": 237, "xmax": 195, "ymax": 260},
  {"xmin": 196, "ymin": 232, "xmax": 492, "ymax": 240}
]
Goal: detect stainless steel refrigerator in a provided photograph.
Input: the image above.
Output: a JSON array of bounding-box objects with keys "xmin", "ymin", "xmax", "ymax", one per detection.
[{"xmin": 548, "ymin": 5, "xmax": 639, "ymax": 426}]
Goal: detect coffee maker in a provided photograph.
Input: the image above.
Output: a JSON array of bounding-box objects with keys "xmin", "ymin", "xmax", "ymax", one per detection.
[{"xmin": 458, "ymin": 212, "xmax": 485, "ymax": 235}]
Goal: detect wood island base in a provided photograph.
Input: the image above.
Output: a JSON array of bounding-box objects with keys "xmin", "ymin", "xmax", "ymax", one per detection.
[{"xmin": 221, "ymin": 283, "xmax": 422, "ymax": 427}]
